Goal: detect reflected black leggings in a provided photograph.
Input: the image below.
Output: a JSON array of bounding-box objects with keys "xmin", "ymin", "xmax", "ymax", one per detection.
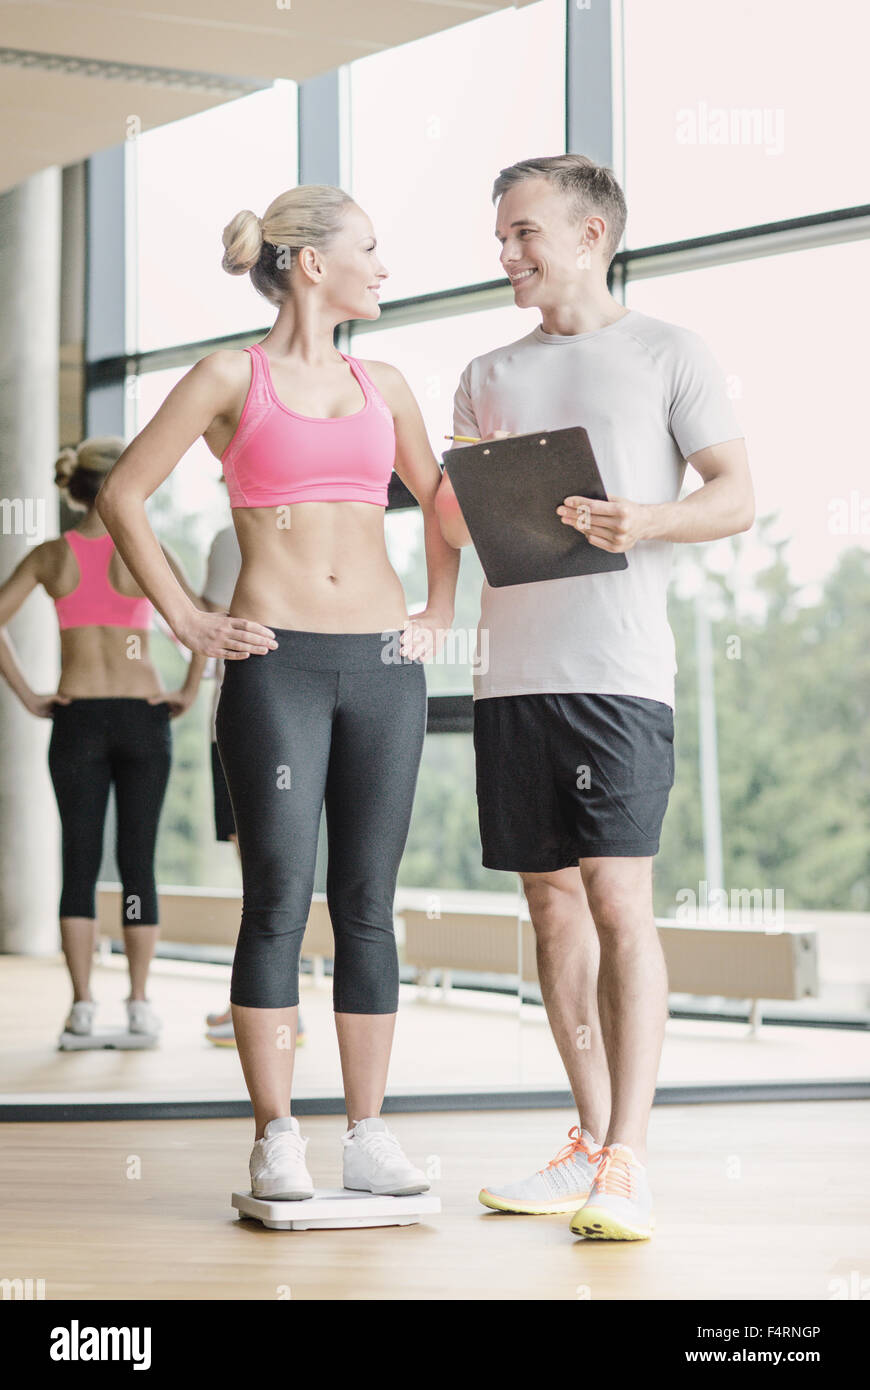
[
  {"xmin": 47, "ymin": 698, "xmax": 172, "ymax": 926},
  {"xmin": 215, "ymin": 628, "xmax": 427, "ymax": 1013}
]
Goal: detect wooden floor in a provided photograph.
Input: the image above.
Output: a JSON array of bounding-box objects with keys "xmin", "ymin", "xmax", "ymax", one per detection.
[
  {"xmin": 3, "ymin": 955, "xmax": 870, "ymax": 1102},
  {"xmin": 1, "ymin": 1101, "xmax": 868, "ymax": 1300}
]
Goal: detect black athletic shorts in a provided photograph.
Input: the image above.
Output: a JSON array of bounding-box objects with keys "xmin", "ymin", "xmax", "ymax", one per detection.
[
  {"xmin": 210, "ymin": 739, "xmax": 236, "ymax": 842},
  {"xmin": 473, "ymin": 692, "xmax": 675, "ymax": 871}
]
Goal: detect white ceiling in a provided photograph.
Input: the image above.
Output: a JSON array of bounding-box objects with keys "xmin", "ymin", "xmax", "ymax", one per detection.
[{"xmin": 0, "ymin": 0, "xmax": 535, "ymax": 193}]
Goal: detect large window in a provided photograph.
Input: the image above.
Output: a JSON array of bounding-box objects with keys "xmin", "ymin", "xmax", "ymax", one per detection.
[
  {"xmin": 626, "ymin": 239, "xmax": 870, "ymax": 590},
  {"xmin": 622, "ymin": 0, "xmax": 870, "ymax": 247},
  {"xmin": 349, "ymin": 0, "xmax": 565, "ymax": 302},
  {"xmin": 132, "ymin": 81, "xmax": 297, "ymax": 352}
]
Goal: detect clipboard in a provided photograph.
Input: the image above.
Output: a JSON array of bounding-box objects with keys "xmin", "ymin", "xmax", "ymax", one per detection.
[{"xmin": 443, "ymin": 425, "xmax": 628, "ymax": 588}]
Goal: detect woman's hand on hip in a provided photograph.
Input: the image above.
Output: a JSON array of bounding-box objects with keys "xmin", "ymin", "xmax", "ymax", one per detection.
[
  {"xmin": 28, "ymin": 692, "xmax": 72, "ymax": 719},
  {"xmin": 174, "ymin": 609, "xmax": 278, "ymax": 660},
  {"xmin": 148, "ymin": 689, "xmax": 193, "ymax": 719}
]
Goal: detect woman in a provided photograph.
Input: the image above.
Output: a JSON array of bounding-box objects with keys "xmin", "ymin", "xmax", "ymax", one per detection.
[
  {"xmin": 0, "ymin": 438, "xmax": 206, "ymax": 1040},
  {"xmin": 97, "ymin": 185, "xmax": 459, "ymax": 1199}
]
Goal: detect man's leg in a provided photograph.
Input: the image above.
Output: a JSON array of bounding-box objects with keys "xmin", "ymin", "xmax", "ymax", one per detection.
[
  {"xmin": 579, "ymin": 855, "xmax": 668, "ymax": 1164},
  {"xmin": 473, "ymin": 696, "xmax": 612, "ymax": 1213},
  {"xmin": 520, "ymin": 866, "xmax": 611, "ymax": 1144}
]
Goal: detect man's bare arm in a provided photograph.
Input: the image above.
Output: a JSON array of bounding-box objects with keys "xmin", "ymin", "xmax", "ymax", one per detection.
[{"xmin": 559, "ymin": 437, "xmax": 754, "ymax": 551}]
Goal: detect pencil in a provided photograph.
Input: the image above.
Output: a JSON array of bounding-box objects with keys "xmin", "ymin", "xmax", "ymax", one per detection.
[{"xmin": 444, "ymin": 434, "xmax": 481, "ymax": 443}]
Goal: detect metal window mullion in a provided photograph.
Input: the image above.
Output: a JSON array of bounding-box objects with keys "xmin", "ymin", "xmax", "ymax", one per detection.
[
  {"xmin": 566, "ymin": 0, "xmax": 614, "ymax": 170},
  {"xmin": 84, "ymin": 145, "xmax": 127, "ymax": 436},
  {"xmin": 620, "ymin": 206, "xmax": 870, "ymax": 281}
]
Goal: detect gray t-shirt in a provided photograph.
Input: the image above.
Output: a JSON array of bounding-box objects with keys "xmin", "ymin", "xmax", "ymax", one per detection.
[
  {"xmin": 202, "ymin": 524, "xmax": 241, "ymax": 740},
  {"xmin": 453, "ymin": 309, "xmax": 743, "ymax": 709}
]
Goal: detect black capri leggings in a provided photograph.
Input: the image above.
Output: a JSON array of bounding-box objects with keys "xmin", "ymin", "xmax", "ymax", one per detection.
[
  {"xmin": 215, "ymin": 628, "xmax": 427, "ymax": 1013},
  {"xmin": 47, "ymin": 698, "xmax": 172, "ymax": 927}
]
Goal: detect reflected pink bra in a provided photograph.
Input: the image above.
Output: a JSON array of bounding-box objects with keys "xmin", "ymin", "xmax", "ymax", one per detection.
[
  {"xmin": 54, "ymin": 531, "xmax": 153, "ymax": 631},
  {"xmin": 221, "ymin": 343, "xmax": 396, "ymax": 508}
]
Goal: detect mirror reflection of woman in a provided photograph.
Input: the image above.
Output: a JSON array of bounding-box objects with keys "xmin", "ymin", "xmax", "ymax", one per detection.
[
  {"xmin": 96, "ymin": 186, "xmax": 459, "ymax": 1201},
  {"xmin": 0, "ymin": 438, "xmax": 206, "ymax": 1041}
]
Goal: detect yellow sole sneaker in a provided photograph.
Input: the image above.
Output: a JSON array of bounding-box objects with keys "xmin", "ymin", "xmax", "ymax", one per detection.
[
  {"xmin": 479, "ymin": 1187, "xmax": 592, "ymax": 1215},
  {"xmin": 569, "ymin": 1205, "xmax": 655, "ymax": 1240}
]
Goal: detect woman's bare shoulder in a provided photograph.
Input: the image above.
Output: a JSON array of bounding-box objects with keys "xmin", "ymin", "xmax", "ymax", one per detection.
[
  {"xmin": 354, "ymin": 358, "xmax": 409, "ymax": 409},
  {"xmin": 195, "ymin": 347, "xmax": 254, "ymax": 388}
]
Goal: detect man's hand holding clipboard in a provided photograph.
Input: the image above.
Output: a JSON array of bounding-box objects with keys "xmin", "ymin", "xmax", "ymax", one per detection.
[
  {"xmin": 556, "ymin": 494, "xmax": 649, "ymax": 553},
  {"xmin": 442, "ymin": 425, "xmax": 630, "ymax": 588},
  {"xmin": 469, "ymin": 431, "xmax": 647, "ymax": 554}
]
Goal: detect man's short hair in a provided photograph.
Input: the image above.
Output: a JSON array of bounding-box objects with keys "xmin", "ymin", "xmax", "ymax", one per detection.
[{"xmin": 492, "ymin": 154, "xmax": 627, "ymax": 266}]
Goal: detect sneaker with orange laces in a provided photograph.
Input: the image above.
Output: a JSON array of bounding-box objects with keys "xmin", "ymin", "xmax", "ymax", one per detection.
[
  {"xmin": 478, "ymin": 1126, "xmax": 601, "ymax": 1214},
  {"xmin": 569, "ymin": 1143, "xmax": 655, "ymax": 1240}
]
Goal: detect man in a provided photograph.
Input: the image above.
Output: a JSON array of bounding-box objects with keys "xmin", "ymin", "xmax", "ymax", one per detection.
[{"xmin": 435, "ymin": 154, "xmax": 753, "ymax": 1240}]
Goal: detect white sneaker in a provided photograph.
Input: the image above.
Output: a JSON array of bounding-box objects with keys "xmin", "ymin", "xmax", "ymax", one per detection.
[
  {"xmin": 205, "ymin": 1018, "xmax": 236, "ymax": 1047},
  {"xmin": 126, "ymin": 999, "xmax": 161, "ymax": 1035},
  {"xmin": 342, "ymin": 1118, "xmax": 430, "ymax": 1196},
  {"xmin": 569, "ymin": 1143, "xmax": 655, "ymax": 1240},
  {"xmin": 250, "ymin": 1117, "xmax": 315, "ymax": 1201},
  {"xmin": 63, "ymin": 1001, "xmax": 96, "ymax": 1036},
  {"xmin": 479, "ymin": 1125, "xmax": 601, "ymax": 1214}
]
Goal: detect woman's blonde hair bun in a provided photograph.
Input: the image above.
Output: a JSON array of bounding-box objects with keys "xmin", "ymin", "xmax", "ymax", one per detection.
[
  {"xmin": 54, "ymin": 436, "xmax": 126, "ymax": 509},
  {"xmin": 54, "ymin": 446, "xmax": 79, "ymax": 490},
  {"xmin": 221, "ymin": 209, "xmax": 264, "ymax": 276}
]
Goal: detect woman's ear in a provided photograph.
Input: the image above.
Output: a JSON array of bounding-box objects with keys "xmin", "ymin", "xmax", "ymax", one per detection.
[{"xmin": 297, "ymin": 245, "xmax": 322, "ymax": 284}]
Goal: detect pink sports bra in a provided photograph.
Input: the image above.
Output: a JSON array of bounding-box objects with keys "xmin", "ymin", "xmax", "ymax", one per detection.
[
  {"xmin": 54, "ymin": 531, "xmax": 153, "ymax": 632},
  {"xmin": 221, "ymin": 343, "xmax": 396, "ymax": 508}
]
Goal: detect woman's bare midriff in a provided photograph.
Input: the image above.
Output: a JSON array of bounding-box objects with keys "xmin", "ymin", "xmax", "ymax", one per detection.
[
  {"xmin": 57, "ymin": 628, "xmax": 164, "ymax": 699},
  {"xmin": 228, "ymin": 502, "xmax": 409, "ymax": 632}
]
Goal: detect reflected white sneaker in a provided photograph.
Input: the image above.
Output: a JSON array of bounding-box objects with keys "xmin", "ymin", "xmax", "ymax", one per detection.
[
  {"xmin": 126, "ymin": 999, "xmax": 161, "ymax": 1035},
  {"xmin": 569, "ymin": 1143, "xmax": 655, "ymax": 1240},
  {"xmin": 250, "ymin": 1117, "xmax": 315, "ymax": 1201},
  {"xmin": 63, "ymin": 1001, "xmax": 96, "ymax": 1036},
  {"xmin": 479, "ymin": 1125, "xmax": 601, "ymax": 1214},
  {"xmin": 342, "ymin": 1118, "xmax": 430, "ymax": 1196},
  {"xmin": 205, "ymin": 1019, "xmax": 236, "ymax": 1048}
]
